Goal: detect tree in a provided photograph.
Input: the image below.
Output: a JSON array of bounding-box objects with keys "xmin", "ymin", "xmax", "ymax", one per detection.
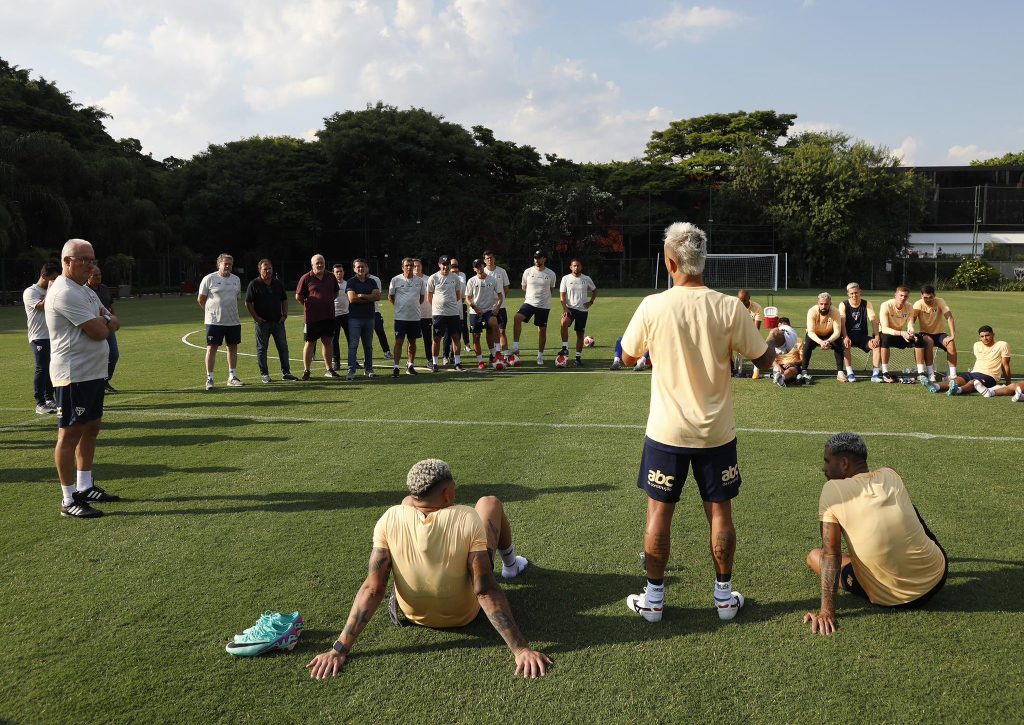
[
  {"xmin": 730, "ymin": 132, "xmax": 929, "ymax": 286},
  {"xmin": 970, "ymin": 151, "xmax": 1024, "ymax": 166},
  {"xmin": 645, "ymin": 110, "xmax": 797, "ymax": 179}
]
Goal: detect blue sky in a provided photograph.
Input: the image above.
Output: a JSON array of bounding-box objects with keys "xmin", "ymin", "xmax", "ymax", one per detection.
[{"xmin": 2, "ymin": 1, "xmax": 1020, "ymax": 165}]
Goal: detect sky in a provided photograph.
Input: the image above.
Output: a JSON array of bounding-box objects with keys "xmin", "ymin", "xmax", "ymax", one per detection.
[{"xmin": 2, "ymin": 0, "xmax": 1021, "ymax": 166}]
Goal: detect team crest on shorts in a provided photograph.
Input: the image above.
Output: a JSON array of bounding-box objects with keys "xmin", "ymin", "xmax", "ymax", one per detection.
[{"xmin": 75, "ymin": 406, "xmax": 86, "ymax": 416}]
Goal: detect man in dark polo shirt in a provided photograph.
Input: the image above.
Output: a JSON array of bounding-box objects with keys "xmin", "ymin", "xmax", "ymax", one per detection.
[
  {"xmin": 86, "ymin": 266, "xmax": 120, "ymax": 393},
  {"xmin": 346, "ymin": 258, "xmax": 380, "ymax": 380},
  {"xmin": 245, "ymin": 259, "xmax": 297, "ymax": 384},
  {"xmin": 296, "ymin": 254, "xmax": 341, "ymax": 380}
]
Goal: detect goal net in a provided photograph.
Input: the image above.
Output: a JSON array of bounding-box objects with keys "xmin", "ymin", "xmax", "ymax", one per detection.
[{"xmin": 655, "ymin": 253, "xmax": 780, "ymax": 290}]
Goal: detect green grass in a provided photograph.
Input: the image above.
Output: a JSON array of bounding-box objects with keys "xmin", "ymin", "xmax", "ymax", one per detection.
[{"xmin": 1, "ymin": 288, "xmax": 1022, "ymax": 724}]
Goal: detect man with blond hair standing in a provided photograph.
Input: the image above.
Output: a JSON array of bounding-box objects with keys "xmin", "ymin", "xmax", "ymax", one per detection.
[
  {"xmin": 46, "ymin": 239, "xmax": 122, "ymax": 518},
  {"xmin": 198, "ymin": 253, "xmax": 243, "ymax": 390},
  {"xmin": 620, "ymin": 222, "xmax": 784, "ymax": 624}
]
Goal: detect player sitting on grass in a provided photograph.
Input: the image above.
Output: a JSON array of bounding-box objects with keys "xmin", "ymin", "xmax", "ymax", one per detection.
[
  {"xmin": 306, "ymin": 459, "xmax": 550, "ymax": 680},
  {"xmin": 921, "ymin": 325, "xmax": 1016, "ymax": 398},
  {"xmin": 804, "ymin": 433, "xmax": 947, "ymax": 635},
  {"xmin": 611, "ymin": 336, "xmax": 650, "ymax": 370},
  {"xmin": 770, "ymin": 317, "xmax": 804, "ymax": 388}
]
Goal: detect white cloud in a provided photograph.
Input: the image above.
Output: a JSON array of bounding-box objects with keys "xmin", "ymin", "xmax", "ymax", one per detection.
[
  {"xmin": 625, "ymin": 3, "xmax": 745, "ymax": 48},
  {"xmin": 891, "ymin": 136, "xmax": 918, "ymax": 165},
  {"xmin": 946, "ymin": 144, "xmax": 1004, "ymax": 165}
]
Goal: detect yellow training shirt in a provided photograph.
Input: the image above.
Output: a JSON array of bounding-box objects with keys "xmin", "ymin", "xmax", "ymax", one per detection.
[
  {"xmin": 805, "ymin": 305, "xmax": 841, "ymax": 342},
  {"xmin": 878, "ymin": 299, "xmax": 915, "ymax": 335},
  {"xmin": 745, "ymin": 300, "xmax": 764, "ymax": 325},
  {"xmin": 819, "ymin": 467, "xmax": 945, "ymax": 606},
  {"xmin": 972, "ymin": 340, "xmax": 1011, "ymax": 379},
  {"xmin": 372, "ymin": 504, "xmax": 489, "ymax": 628},
  {"xmin": 621, "ymin": 285, "xmax": 767, "ymax": 448},
  {"xmin": 912, "ymin": 297, "xmax": 950, "ymax": 334}
]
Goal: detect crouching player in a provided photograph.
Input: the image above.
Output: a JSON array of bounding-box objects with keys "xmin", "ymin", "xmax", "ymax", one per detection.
[
  {"xmin": 611, "ymin": 336, "xmax": 650, "ymax": 371},
  {"xmin": 306, "ymin": 460, "xmax": 550, "ymax": 679},
  {"xmin": 804, "ymin": 433, "xmax": 947, "ymax": 635},
  {"xmin": 921, "ymin": 325, "xmax": 1019, "ymax": 398},
  {"xmin": 769, "ymin": 317, "xmax": 804, "ymax": 388}
]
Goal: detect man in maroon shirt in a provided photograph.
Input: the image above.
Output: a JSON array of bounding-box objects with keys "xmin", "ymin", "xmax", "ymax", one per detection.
[{"xmin": 296, "ymin": 254, "xmax": 341, "ymax": 380}]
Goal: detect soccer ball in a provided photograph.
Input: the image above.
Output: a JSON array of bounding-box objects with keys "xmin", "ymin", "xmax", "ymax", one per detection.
[
  {"xmin": 777, "ymin": 326, "xmax": 799, "ymax": 354},
  {"xmin": 508, "ymin": 353, "xmax": 521, "ymax": 367},
  {"xmin": 583, "ymin": 336, "xmax": 595, "ymax": 348},
  {"xmin": 555, "ymin": 354, "xmax": 568, "ymax": 368},
  {"xmin": 493, "ymin": 359, "xmax": 505, "ymax": 371}
]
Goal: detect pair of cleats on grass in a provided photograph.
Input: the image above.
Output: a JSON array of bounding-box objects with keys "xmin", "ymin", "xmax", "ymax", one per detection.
[
  {"xmin": 628, "ymin": 553, "xmax": 743, "ymax": 623},
  {"xmin": 226, "ymin": 611, "xmax": 303, "ymax": 656}
]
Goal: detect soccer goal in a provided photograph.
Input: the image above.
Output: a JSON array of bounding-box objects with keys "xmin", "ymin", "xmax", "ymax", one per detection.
[{"xmin": 655, "ymin": 253, "xmax": 782, "ymax": 290}]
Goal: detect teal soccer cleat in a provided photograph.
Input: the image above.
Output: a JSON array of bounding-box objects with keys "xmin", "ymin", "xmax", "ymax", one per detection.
[
  {"xmin": 233, "ymin": 611, "xmax": 303, "ymax": 643},
  {"xmin": 226, "ymin": 617, "xmax": 300, "ymax": 657}
]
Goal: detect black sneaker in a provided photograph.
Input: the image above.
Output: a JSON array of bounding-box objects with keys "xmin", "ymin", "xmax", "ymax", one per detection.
[
  {"xmin": 431, "ymin": 363, "xmax": 439, "ymax": 373},
  {"xmin": 77, "ymin": 485, "xmax": 120, "ymax": 502},
  {"xmin": 392, "ymin": 367, "xmax": 400, "ymax": 378},
  {"xmin": 575, "ymin": 358, "xmax": 584, "ymax": 367},
  {"xmin": 301, "ymin": 370, "xmax": 311, "ymax": 381},
  {"xmin": 325, "ymin": 368, "xmax": 341, "ymax": 379},
  {"xmin": 281, "ymin": 373, "xmax": 298, "ymax": 381},
  {"xmin": 453, "ymin": 364, "xmax": 464, "ymax": 372},
  {"xmin": 104, "ymin": 382, "xmax": 119, "ymax": 394},
  {"xmin": 407, "ymin": 364, "xmax": 418, "ymax": 376},
  {"xmin": 61, "ymin": 492, "xmax": 103, "ymax": 518},
  {"xmin": 882, "ymin": 372, "xmax": 895, "ymax": 384}
]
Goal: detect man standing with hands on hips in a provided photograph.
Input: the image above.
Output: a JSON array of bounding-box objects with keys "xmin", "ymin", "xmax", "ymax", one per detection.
[{"xmin": 620, "ymin": 222, "xmax": 783, "ymax": 623}]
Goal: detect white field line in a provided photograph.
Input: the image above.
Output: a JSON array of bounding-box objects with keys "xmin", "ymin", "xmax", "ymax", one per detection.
[{"xmin": 5, "ymin": 406, "xmax": 1015, "ymax": 443}]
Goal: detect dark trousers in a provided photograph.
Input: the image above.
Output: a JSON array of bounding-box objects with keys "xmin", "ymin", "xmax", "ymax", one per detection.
[
  {"xmin": 30, "ymin": 339, "xmax": 54, "ymax": 405},
  {"xmin": 374, "ymin": 312, "xmax": 391, "ymax": 354},
  {"xmin": 106, "ymin": 330, "xmax": 120, "ymax": 381},
  {"xmin": 442, "ymin": 309, "xmax": 467, "ymax": 358},
  {"xmin": 801, "ymin": 334, "xmax": 844, "ymax": 372},
  {"xmin": 419, "ymin": 318, "xmax": 433, "ymax": 361},
  {"xmin": 332, "ymin": 314, "xmax": 350, "ymax": 368},
  {"xmin": 254, "ymin": 321, "xmax": 291, "ymax": 376}
]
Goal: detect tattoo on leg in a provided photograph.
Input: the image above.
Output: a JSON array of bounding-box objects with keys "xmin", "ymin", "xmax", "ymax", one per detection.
[{"xmin": 712, "ymin": 530, "xmax": 736, "ymax": 569}]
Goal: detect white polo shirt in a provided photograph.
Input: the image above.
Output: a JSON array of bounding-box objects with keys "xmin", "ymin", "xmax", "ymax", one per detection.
[
  {"xmin": 465, "ymin": 275, "xmax": 501, "ymax": 313},
  {"xmin": 559, "ymin": 273, "xmax": 596, "ymax": 311},
  {"xmin": 427, "ymin": 272, "xmax": 463, "ymax": 317},
  {"xmin": 415, "ymin": 275, "xmax": 431, "ymax": 318},
  {"xmin": 44, "ymin": 275, "xmax": 109, "ymax": 385},
  {"xmin": 334, "ymin": 279, "xmax": 349, "ymax": 316},
  {"xmin": 389, "ymin": 274, "xmax": 425, "ymax": 322},
  {"xmin": 485, "ymin": 265, "xmax": 511, "ymax": 309},
  {"xmin": 198, "ymin": 272, "xmax": 241, "ymax": 326},
  {"xmin": 24, "ymin": 284, "xmax": 49, "ymax": 341},
  {"xmin": 522, "ymin": 266, "xmax": 557, "ymax": 309}
]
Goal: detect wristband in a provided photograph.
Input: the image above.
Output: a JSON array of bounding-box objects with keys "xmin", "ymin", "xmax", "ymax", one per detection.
[{"xmin": 332, "ymin": 641, "xmax": 348, "ymax": 655}]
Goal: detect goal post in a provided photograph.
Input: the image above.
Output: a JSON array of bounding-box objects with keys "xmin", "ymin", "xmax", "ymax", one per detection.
[{"xmin": 653, "ymin": 253, "xmax": 782, "ymax": 290}]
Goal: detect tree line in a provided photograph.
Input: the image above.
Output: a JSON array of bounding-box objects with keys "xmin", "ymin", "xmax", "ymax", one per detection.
[{"xmin": 4, "ymin": 55, "xmax": 1000, "ymax": 289}]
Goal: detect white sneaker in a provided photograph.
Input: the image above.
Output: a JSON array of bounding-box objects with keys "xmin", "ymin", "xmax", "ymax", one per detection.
[
  {"xmin": 634, "ymin": 359, "xmax": 648, "ymax": 372},
  {"xmin": 928, "ymin": 373, "xmax": 938, "ymax": 383},
  {"xmin": 773, "ymin": 371, "xmax": 786, "ymax": 388},
  {"xmin": 205, "ymin": 379, "xmax": 214, "ymax": 391},
  {"xmin": 1012, "ymin": 388, "xmax": 1024, "ymax": 403},
  {"xmin": 870, "ymin": 374, "xmax": 883, "ymax": 383},
  {"xmin": 35, "ymin": 404, "xmax": 50, "ymax": 414},
  {"xmin": 610, "ymin": 358, "xmax": 623, "ymax": 370},
  {"xmin": 716, "ymin": 591, "xmax": 745, "ymax": 621},
  {"xmin": 260, "ymin": 374, "xmax": 272, "ymax": 384},
  {"xmin": 227, "ymin": 376, "xmax": 244, "ymax": 387},
  {"xmin": 836, "ymin": 371, "xmax": 847, "ymax": 382},
  {"xmin": 536, "ymin": 354, "xmax": 544, "ymax": 366},
  {"xmin": 383, "ymin": 351, "xmax": 393, "ymax": 360},
  {"xmin": 501, "ymin": 555, "xmax": 530, "ymax": 580},
  {"xmin": 626, "ymin": 586, "xmax": 664, "ymax": 622}
]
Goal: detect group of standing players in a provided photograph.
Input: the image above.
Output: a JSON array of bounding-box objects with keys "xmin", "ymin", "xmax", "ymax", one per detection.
[{"xmin": 198, "ymin": 248, "xmax": 598, "ymax": 386}]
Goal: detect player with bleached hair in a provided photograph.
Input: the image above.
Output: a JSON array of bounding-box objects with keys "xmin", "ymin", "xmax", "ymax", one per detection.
[
  {"xmin": 804, "ymin": 433, "xmax": 947, "ymax": 635},
  {"xmin": 306, "ymin": 459, "xmax": 549, "ymax": 680},
  {"xmin": 621, "ymin": 221, "xmax": 785, "ymax": 624},
  {"xmin": 769, "ymin": 317, "xmax": 804, "ymax": 387}
]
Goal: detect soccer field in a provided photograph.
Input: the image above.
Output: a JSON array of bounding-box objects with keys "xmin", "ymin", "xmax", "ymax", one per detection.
[{"xmin": 2, "ymin": 289, "xmax": 1022, "ymax": 724}]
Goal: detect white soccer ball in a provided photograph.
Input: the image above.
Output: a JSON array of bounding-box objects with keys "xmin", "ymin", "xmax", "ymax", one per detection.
[
  {"xmin": 493, "ymin": 359, "xmax": 505, "ymax": 371},
  {"xmin": 507, "ymin": 353, "xmax": 521, "ymax": 367},
  {"xmin": 583, "ymin": 335, "xmax": 595, "ymax": 348},
  {"xmin": 777, "ymin": 326, "xmax": 798, "ymax": 354},
  {"xmin": 555, "ymin": 354, "xmax": 568, "ymax": 368}
]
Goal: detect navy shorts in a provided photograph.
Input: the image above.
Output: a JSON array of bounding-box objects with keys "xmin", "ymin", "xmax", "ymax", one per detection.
[
  {"xmin": 963, "ymin": 371, "xmax": 997, "ymax": 387},
  {"xmin": 564, "ymin": 308, "xmax": 588, "ymax": 333},
  {"xmin": 497, "ymin": 308, "xmax": 508, "ymax": 330},
  {"xmin": 207, "ymin": 324, "xmax": 241, "ymax": 346},
  {"xmin": 55, "ymin": 379, "xmax": 105, "ymax": 428},
  {"xmin": 304, "ymin": 318, "xmax": 334, "ymax": 342},
  {"xmin": 848, "ymin": 332, "xmax": 873, "ymax": 354},
  {"xmin": 517, "ymin": 304, "xmax": 550, "ymax": 327},
  {"xmin": 921, "ymin": 332, "xmax": 949, "ymax": 348},
  {"xmin": 394, "ymin": 319, "xmax": 421, "ymax": 340},
  {"xmin": 469, "ymin": 311, "xmax": 495, "ymax": 334},
  {"xmin": 880, "ymin": 333, "xmax": 926, "ymax": 349},
  {"xmin": 636, "ymin": 436, "xmax": 741, "ymax": 504},
  {"xmin": 432, "ymin": 314, "xmax": 462, "ymax": 339}
]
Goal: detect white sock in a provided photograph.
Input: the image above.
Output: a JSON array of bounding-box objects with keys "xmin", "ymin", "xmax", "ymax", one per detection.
[
  {"xmin": 845, "ymin": 366, "xmax": 854, "ymax": 375},
  {"xmin": 61, "ymin": 485, "xmax": 76, "ymax": 505},
  {"xmin": 493, "ymin": 344, "xmax": 501, "ymax": 355},
  {"xmin": 513, "ymin": 342, "xmax": 520, "ymax": 353},
  {"xmin": 432, "ymin": 356, "xmax": 439, "ymax": 365},
  {"xmin": 872, "ymin": 367, "xmax": 880, "ymax": 375},
  {"xmin": 393, "ymin": 364, "xmax": 399, "ymax": 369},
  {"xmin": 714, "ymin": 579, "xmax": 733, "ymax": 601},
  {"xmin": 927, "ymin": 365, "xmax": 935, "ymax": 375},
  {"xmin": 76, "ymin": 470, "xmax": 93, "ymax": 491},
  {"xmin": 229, "ymin": 368, "xmax": 237, "ymax": 378},
  {"xmin": 207, "ymin": 372, "xmax": 214, "ymax": 382},
  {"xmin": 949, "ymin": 366, "xmax": 957, "ymax": 376},
  {"xmin": 917, "ymin": 363, "xmax": 926, "ymax": 374},
  {"xmin": 453, "ymin": 355, "xmax": 461, "ymax": 364},
  {"xmin": 646, "ymin": 580, "xmax": 665, "ymax": 601},
  {"xmin": 498, "ymin": 544, "xmax": 517, "ymax": 568},
  {"xmin": 477, "ymin": 355, "xmax": 484, "ymax": 363},
  {"xmin": 881, "ymin": 363, "xmax": 889, "ymax": 373}
]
